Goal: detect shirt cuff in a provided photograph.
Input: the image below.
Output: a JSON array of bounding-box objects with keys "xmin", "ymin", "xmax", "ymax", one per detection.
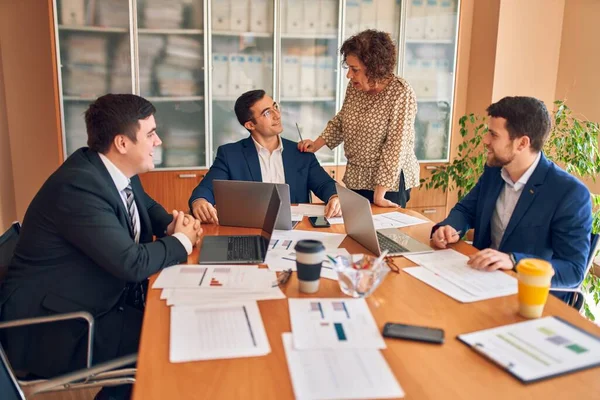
[{"xmin": 172, "ymin": 232, "xmax": 193, "ymax": 255}]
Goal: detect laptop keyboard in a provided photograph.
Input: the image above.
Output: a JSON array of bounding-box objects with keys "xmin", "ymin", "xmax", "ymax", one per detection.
[
  {"xmin": 376, "ymin": 231, "xmax": 411, "ymax": 253},
  {"xmin": 227, "ymin": 236, "xmax": 258, "ymax": 260}
]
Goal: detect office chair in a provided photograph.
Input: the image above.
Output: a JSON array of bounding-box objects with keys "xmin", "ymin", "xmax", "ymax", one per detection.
[
  {"xmin": 0, "ymin": 222, "xmax": 137, "ymax": 397},
  {"xmin": 550, "ymin": 233, "xmax": 600, "ymax": 311}
]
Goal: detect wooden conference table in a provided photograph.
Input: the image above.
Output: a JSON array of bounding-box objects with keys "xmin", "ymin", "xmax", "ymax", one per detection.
[{"xmin": 133, "ymin": 207, "xmax": 600, "ymax": 400}]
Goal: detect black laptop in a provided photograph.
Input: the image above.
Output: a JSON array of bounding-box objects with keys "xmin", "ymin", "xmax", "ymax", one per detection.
[{"xmin": 199, "ymin": 186, "xmax": 281, "ymax": 264}]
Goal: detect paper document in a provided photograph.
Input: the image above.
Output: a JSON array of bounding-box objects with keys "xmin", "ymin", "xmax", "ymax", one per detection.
[
  {"xmin": 325, "ymin": 216, "xmax": 344, "ymax": 225},
  {"xmin": 372, "ymin": 211, "xmax": 428, "ymax": 229},
  {"xmin": 291, "ymin": 204, "xmax": 326, "ymax": 216},
  {"xmin": 269, "ymin": 230, "xmax": 346, "ymax": 252},
  {"xmin": 163, "ymin": 286, "xmax": 285, "ymax": 306},
  {"xmin": 403, "ymin": 267, "xmax": 481, "ymax": 303},
  {"xmin": 404, "ymin": 249, "xmax": 517, "ymax": 298},
  {"xmin": 153, "ymin": 265, "xmax": 270, "ymax": 290},
  {"xmin": 266, "ymin": 248, "xmax": 350, "ymax": 282},
  {"xmin": 289, "ymin": 298, "xmax": 386, "ymax": 350},
  {"xmin": 282, "ymin": 333, "xmax": 404, "ymax": 400},
  {"xmin": 458, "ymin": 316, "xmax": 600, "ymax": 383},
  {"xmin": 170, "ymin": 301, "xmax": 270, "ymax": 362}
]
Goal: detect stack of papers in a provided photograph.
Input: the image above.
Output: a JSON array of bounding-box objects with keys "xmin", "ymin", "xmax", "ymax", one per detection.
[
  {"xmin": 265, "ymin": 248, "xmax": 350, "ymax": 281},
  {"xmin": 283, "ymin": 298, "xmax": 404, "ymax": 399},
  {"xmin": 403, "ymin": 249, "xmax": 518, "ymax": 302},
  {"xmin": 153, "ymin": 265, "xmax": 285, "ymax": 306}
]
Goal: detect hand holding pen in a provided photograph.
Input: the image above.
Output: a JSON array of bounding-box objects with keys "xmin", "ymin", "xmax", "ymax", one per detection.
[
  {"xmin": 295, "ymin": 122, "xmax": 318, "ymax": 153},
  {"xmin": 431, "ymin": 226, "xmax": 463, "ymax": 249}
]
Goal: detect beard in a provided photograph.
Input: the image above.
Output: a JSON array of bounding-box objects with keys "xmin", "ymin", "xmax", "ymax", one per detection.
[{"xmin": 486, "ymin": 148, "xmax": 516, "ymax": 167}]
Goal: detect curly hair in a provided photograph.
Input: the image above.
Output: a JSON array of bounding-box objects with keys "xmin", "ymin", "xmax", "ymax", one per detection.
[{"xmin": 340, "ymin": 30, "xmax": 397, "ymax": 84}]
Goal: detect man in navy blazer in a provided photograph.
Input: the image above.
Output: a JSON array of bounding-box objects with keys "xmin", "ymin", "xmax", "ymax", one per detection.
[
  {"xmin": 189, "ymin": 90, "xmax": 340, "ymax": 223},
  {"xmin": 431, "ymin": 96, "xmax": 592, "ymax": 294}
]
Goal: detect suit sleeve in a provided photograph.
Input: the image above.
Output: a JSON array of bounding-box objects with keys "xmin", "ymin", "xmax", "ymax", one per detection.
[
  {"xmin": 306, "ymin": 153, "xmax": 337, "ymax": 203},
  {"xmin": 188, "ymin": 146, "xmax": 230, "ymax": 207},
  {"xmin": 54, "ymin": 176, "xmax": 187, "ymax": 282},
  {"xmin": 513, "ymin": 183, "xmax": 592, "ymax": 288},
  {"xmin": 431, "ymin": 173, "xmax": 482, "ymax": 237}
]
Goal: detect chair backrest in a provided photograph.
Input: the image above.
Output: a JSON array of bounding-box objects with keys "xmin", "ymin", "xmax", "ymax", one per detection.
[
  {"xmin": 0, "ymin": 222, "xmax": 20, "ymax": 283},
  {"xmin": 571, "ymin": 233, "xmax": 600, "ymax": 310},
  {"xmin": 0, "ymin": 343, "xmax": 25, "ymax": 400}
]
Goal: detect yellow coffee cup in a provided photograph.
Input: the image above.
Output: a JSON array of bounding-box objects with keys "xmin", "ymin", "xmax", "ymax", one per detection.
[{"xmin": 516, "ymin": 258, "xmax": 555, "ymax": 318}]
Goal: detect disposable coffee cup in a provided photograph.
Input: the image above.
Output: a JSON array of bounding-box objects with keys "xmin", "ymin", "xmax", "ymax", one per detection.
[
  {"xmin": 516, "ymin": 258, "xmax": 555, "ymax": 319},
  {"xmin": 295, "ymin": 240, "xmax": 325, "ymax": 294}
]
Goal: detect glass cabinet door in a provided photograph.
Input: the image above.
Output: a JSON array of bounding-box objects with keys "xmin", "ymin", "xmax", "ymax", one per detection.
[
  {"xmin": 137, "ymin": 0, "xmax": 206, "ymax": 168},
  {"xmin": 210, "ymin": 0, "xmax": 275, "ymax": 156},
  {"xmin": 278, "ymin": 0, "xmax": 338, "ymax": 164},
  {"xmin": 56, "ymin": 0, "xmax": 132, "ymax": 156},
  {"xmin": 402, "ymin": 0, "xmax": 458, "ymax": 161}
]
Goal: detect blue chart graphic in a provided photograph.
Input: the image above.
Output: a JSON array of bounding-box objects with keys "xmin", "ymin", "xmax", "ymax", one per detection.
[
  {"xmin": 310, "ymin": 301, "xmax": 325, "ymax": 319},
  {"xmin": 332, "ymin": 301, "xmax": 350, "ymax": 319},
  {"xmin": 334, "ymin": 323, "xmax": 347, "ymax": 341}
]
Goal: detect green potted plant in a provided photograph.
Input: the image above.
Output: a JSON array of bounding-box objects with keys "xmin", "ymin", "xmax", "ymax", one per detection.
[{"xmin": 421, "ymin": 100, "xmax": 600, "ymax": 320}]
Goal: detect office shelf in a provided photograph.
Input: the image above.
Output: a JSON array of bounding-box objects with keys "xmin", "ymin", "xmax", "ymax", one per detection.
[
  {"xmin": 138, "ymin": 29, "xmax": 203, "ymax": 35},
  {"xmin": 146, "ymin": 96, "xmax": 205, "ymax": 102},
  {"xmin": 406, "ymin": 38, "xmax": 454, "ymax": 45},
  {"xmin": 212, "ymin": 30, "xmax": 272, "ymax": 38},
  {"xmin": 58, "ymin": 25, "xmax": 128, "ymax": 33},
  {"xmin": 281, "ymin": 33, "xmax": 337, "ymax": 40}
]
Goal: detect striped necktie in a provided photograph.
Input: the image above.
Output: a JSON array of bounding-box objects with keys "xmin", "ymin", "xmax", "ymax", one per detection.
[{"xmin": 123, "ymin": 184, "xmax": 139, "ymax": 243}]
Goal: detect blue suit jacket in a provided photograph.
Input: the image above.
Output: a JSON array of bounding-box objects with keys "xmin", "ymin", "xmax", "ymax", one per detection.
[
  {"xmin": 435, "ymin": 153, "xmax": 592, "ymax": 289},
  {"xmin": 189, "ymin": 136, "xmax": 337, "ymax": 207}
]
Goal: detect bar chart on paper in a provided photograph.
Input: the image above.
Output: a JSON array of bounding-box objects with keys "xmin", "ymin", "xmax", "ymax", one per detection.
[{"xmin": 288, "ymin": 298, "xmax": 386, "ymax": 350}]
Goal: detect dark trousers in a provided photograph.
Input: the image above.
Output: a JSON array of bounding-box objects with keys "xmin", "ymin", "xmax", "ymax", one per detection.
[{"xmin": 351, "ymin": 171, "xmax": 412, "ymax": 208}]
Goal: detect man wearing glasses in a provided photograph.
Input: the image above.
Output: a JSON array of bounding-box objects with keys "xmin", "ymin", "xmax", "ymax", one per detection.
[{"xmin": 189, "ymin": 89, "xmax": 341, "ymax": 224}]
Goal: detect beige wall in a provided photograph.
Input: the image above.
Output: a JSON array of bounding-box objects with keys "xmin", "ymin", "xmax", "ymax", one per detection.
[
  {"xmin": 492, "ymin": 0, "xmax": 565, "ymax": 107},
  {"xmin": 554, "ymin": 0, "xmax": 600, "ymax": 196},
  {"xmin": 0, "ymin": 41, "xmax": 17, "ymax": 231}
]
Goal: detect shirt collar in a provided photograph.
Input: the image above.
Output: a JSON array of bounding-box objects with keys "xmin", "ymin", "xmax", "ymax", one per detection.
[
  {"xmin": 500, "ymin": 152, "xmax": 541, "ymax": 190},
  {"xmin": 99, "ymin": 153, "xmax": 130, "ymax": 192},
  {"xmin": 251, "ymin": 135, "xmax": 284, "ymax": 154}
]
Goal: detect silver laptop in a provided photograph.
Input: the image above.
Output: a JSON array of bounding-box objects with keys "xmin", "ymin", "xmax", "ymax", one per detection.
[
  {"xmin": 336, "ymin": 184, "xmax": 433, "ymax": 256},
  {"xmin": 200, "ymin": 186, "xmax": 280, "ymax": 264},
  {"xmin": 214, "ymin": 180, "xmax": 295, "ymax": 230}
]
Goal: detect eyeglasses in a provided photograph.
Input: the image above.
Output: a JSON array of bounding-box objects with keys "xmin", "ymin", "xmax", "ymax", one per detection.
[
  {"xmin": 257, "ymin": 102, "xmax": 281, "ymax": 120},
  {"xmin": 342, "ymin": 62, "xmax": 361, "ymax": 74},
  {"xmin": 385, "ymin": 256, "xmax": 401, "ymax": 274},
  {"xmin": 272, "ymin": 268, "xmax": 292, "ymax": 287}
]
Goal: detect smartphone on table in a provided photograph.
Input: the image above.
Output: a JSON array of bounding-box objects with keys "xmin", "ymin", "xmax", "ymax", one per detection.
[
  {"xmin": 308, "ymin": 216, "xmax": 330, "ymax": 228},
  {"xmin": 382, "ymin": 322, "xmax": 445, "ymax": 344}
]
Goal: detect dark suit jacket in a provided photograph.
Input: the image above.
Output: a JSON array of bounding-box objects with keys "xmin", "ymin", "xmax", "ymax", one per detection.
[
  {"xmin": 0, "ymin": 148, "xmax": 187, "ymax": 377},
  {"xmin": 188, "ymin": 136, "xmax": 337, "ymax": 207},
  {"xmin": 434, "ymin": 153, "xmax": 592, "ymax": 289}
]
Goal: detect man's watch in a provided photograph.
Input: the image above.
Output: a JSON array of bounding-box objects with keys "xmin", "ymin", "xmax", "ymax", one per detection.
[{"xmin": 509, "ymin": 252, "xmax": 518, "ymax": 271}]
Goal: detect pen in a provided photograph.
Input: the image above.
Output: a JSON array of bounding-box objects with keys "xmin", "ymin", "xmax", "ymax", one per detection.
[
  {"xmin": 440, "ymin": 230, "xmax": 463, "ymax": 243},
  {"xmin": 472, "ymin": 342, "xmax": 515, "ymax": 370},
  {"xmin": 295, "ymin": 122, "xmax": 304, "ymax": 142}
]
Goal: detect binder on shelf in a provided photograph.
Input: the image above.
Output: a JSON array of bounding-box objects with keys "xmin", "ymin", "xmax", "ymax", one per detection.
[
  {"xmin": 345, "ymin": 0, "xmax": 361, "ymax": 37},
  {"xmin": 438, "ymin": 0, "xmax": 457, "ymax": 40},
  {"xmin": 246, "ymin": 54, "xmax": 265, "ymax": 91},
  {"xmin": 230, "ymin": 0, "xmax": 249, "ymax": 32},
  {"xmin": 316, "ymin": 55, "xmax": 335, "ymax": 97},
  {"xmin": 300, "ymin": 55, "xmax": 317, "ymax": 97},
  {"xmin": 359, "ymin": 0, "xmax": 377, "ymax": 32},
  {"xmin": 212, "ymin": 0, "xmax": 231, "ymax": 31},
  {"xmin": 424, "ymin": 0, "xmax": 440, "ymax": 40},
  {"xmin": 423, "ymin": 121, "xmax": 446, "ymax": 159},
  {"xmin": 250, "ymin": 0, "xmax": 272, "ymax": 33},
  {"xmin": 285, "ymin": 0, "xmax": 304, "ymax": 34},
  {"xmin": 61, "ymin": 0, "xmax": 85, "ymax": 25},
  {"xmin": 263, "ymin": 55, "xmax": 273, "ymax": 93},
  {"xmin": 212, "ymin": 53, "xmax": 229, "ymax": 96},
  {"xmin": 419, "ymin": 58, "xmax": 437, "ymax": 98},
  {"xmin": 376, "ymin": 0, "xmax": 397, "ymax": 34},
  {"xmin": 303, "ymin": 0, "xmax": 320, "ymax": 34},
  {"xmin": 282, "ymin": 55, "xmax": 301, "ymax": 98},
  {"xmin": 319, "ymin": 0, "xmax": 337, "ymax": 34},
  {"xmin": 406, "ymin": 0, "xmax": 426, "ymax": 39},
  {"xmin": 228, "ymin": 53, "xmax": 243, "ymax": 96}
]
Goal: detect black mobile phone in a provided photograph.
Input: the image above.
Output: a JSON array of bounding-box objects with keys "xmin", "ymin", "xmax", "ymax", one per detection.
[
  {"xmin": 382, "ymin": 323, "xmax": 445, "ymax": 344},
  {"xmin": 308, "ymin": 216, "xmax": 331, "ymax": 228}
]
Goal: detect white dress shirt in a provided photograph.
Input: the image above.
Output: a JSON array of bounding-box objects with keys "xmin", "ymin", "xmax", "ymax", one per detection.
[
  {"xmin": 99, "ymin": 153, "xmax": 192, "ymax": 254},
  {"xmin": 252, "ymin": 135, "xmax": 285, "ymax": 184},
  {"xmin": 490, "ymin": 152, "xmax": 541, "ymax": 249}
]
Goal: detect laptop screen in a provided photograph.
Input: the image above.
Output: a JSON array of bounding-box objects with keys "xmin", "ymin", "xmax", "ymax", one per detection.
[{"xmin": 261, "ymin": 187, "xmax": 281, "ymax": 243}]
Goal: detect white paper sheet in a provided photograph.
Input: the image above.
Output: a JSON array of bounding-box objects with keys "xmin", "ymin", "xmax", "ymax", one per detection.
[
  {"xmin": 372, "ymin": 211, "xmax": 429, "ymax": 229},
  {"xmin": 291, "ymin": 204, "xmax": 326, "ymax": 216},
  {"xmin": 170, "ymin": 301, "xmax": 270, "ymax": 362},
  {"xmin": 325, "ymin": 216, "xmax": 344, "ymax": 225},
  {"xmin": 404, "ymin": 249, "xmax": 517, "ymax": 298},
  {"xmin": 152, "ymin": 265, "xmax": 270, "ymax": 290},
  {"xmin": 403, "ymin": 266, "xmax": 481, "ymax": 303},
  {"xmin": 458, "ymin": 316, "xmax": 600, "ymax": 382},
  {"xmin": 289, "ymin": 298, "xmax": 386, "ymax": 350},
  {"xmin": 164, "ymin": 286, "xmax": 286, "ymax": 306},
  {"xmin": 265, "ymin": 248, "xmax": 351, "ymax": 283},
  {"xmin": 269, "ymin": 230, "xmax": 346, "ymax": 252},
  {"xmin": 282, "ymin": 333, "xmax": 404, "ymax": 400}
]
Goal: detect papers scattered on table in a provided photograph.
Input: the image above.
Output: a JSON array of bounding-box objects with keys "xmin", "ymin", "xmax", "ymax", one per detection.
[
  {"xmin": 403, "ymin": 249, "xmax": 517, "ymax": 302},
  {"xmin": 291, "ymin": 204, "xmax": 326, "ymax": 216},
  {"xmin": 153, "ymin": 264, "xmax": 272, "ymax": 291},
  {"xmin": 170, "ymin": 301, "xmax": 270, "ymax": 363},
  {"xmin": 458, "ymin": 316, "xmax": 600, "ymax": 383},
  {"xmin": 282, "ymin": 333, "xmax": 404, "ymax": 400},
  {"xmin": 162, "ymin": 286, "xmax": 286, "ymax": 306},
  {"xmin": 269, "ymin": 229, "xmax": 346, "ymax": 251},
  {"xmin": 372, "ymin": 211, "xmax": 429, "ymax": 230},
  {"xmin": 288, "ymin": 298, "xmax": 386, "ymax": 350},
  {"xmin": 266, "ymin": 248, "xmax": 350, "ymax": 281}
]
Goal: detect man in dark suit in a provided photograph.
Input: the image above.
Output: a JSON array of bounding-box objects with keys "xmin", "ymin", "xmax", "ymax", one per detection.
[
  {"xmin": 189, "ymin": 90, "xmax": 341, "ymax": 224},
  {"xmin": 431, "ymin": 96, "xmax": 592, "ymax": 297},
  {"xmin": 0, "ymin": 94, "xmax": 202, "ymax": 399}
]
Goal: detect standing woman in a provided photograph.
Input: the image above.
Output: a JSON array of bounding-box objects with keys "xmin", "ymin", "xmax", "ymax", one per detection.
[{"xmin": 298, "ymin": 30, "xmax": 419, "ymax": 208}]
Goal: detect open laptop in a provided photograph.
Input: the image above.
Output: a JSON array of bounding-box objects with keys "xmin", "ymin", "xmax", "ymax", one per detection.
[
  {"xmin": 199, "ymin": 186, "xmax": 281, "ymax": 264},
  {"xmin": 214, "ymin": 180, "xmax": 295, "ymax": 230},
  {"xmin": 336, "ymin": 183, "xmax": 433, "ymax": 256}
]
